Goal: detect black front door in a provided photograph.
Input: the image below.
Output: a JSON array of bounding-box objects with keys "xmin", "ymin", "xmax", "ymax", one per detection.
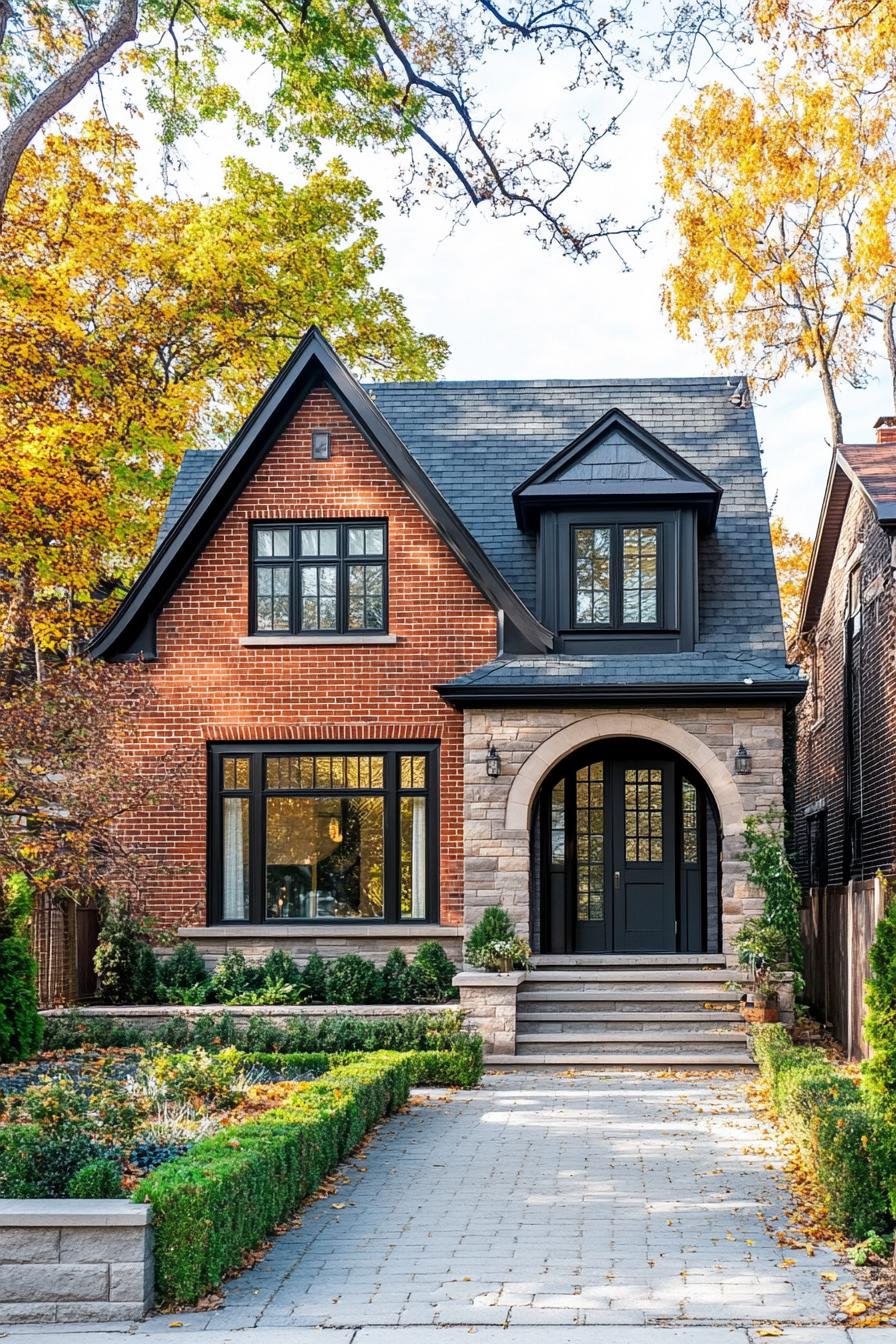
[{"xmin": 543, "ymin": 753, "xmax": 677, "ymax": 953}]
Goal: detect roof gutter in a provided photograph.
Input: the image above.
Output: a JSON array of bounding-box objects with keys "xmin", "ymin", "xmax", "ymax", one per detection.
[{"xmin": 436, "ymin": 679, "xmax": 807, "ymax": 708}]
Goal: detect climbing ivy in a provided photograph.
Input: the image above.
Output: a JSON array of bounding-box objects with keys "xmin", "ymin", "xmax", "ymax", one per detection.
[{"xmin": 741, "ymin": 809, "xmax": 803, "ymax": 973}]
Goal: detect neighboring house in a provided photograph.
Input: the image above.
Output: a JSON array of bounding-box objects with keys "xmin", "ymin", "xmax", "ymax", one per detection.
[
  {"xmin": 794, "ymin": 422, "xmax": 896, "ymax": 1056},
  {"xmin": 90, "ymin": 328, "xmax": 803, "ymax": 1063}
]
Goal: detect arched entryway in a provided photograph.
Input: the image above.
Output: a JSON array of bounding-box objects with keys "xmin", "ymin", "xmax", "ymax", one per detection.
[{"xmin": 533, "ymin": 737, "xmax": 721, "ymax": 955}]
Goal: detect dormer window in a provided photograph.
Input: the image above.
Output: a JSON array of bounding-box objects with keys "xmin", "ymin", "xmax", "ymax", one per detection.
[
  {"xmin": 512, "ymin": 407, "xmax": 723, "ymax": 656},
  {"xmin": 574, "ymin": 523, "xmax": 660, "ymax": 628}
]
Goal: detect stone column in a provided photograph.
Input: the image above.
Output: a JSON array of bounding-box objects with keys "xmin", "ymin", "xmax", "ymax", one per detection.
[{"xmin": 453, "ymin": 971, "xmax": 524, "ymax": 1058}]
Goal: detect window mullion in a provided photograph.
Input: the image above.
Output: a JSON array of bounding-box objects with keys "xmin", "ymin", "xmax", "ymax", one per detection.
[
  {"xmin": 384, "ymin": 751, "xmax": 398, "ymax": 921},
  {"xmin": 611, "ymin": 525, "xmax": 621, "ymax": 628}
]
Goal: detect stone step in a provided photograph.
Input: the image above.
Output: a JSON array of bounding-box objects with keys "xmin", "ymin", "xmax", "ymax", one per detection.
[
  {"xmin": 523, "ymin": 969, "xmax": 743, "ymax": 984},
  {"xmin": 530, "ymin": 954, "xmax": 728, "ymax": 968},
  {"xmin": 517, "ymin": 1009, "xmax": 739, "ymax": 1024},
  {"xmin": 515, "ymin": 1030, "xmax": 749, "ymax": 1050},
  {"xmin": 486, "ymin": 1053, "xmax": 756, "ymax": 1069},
  {"xmin": 518, "ymin": 989, "xmax": 744, "ymax": 1003},
  {"xmin": 517, "ymin": 1018, "xmax": 747, "ymax": 1037}
]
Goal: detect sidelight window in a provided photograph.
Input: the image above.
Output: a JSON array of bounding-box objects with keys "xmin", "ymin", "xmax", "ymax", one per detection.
[
  {"xmin": 251, "ymin": 522, "xmax": 387, "ymax": 635},
  {"xmin": 212, "ymin": 745, "xmax": 435, "ymax": 923}
]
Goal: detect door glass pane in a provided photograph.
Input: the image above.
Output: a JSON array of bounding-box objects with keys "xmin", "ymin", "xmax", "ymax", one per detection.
[
  {"xmin": 574, "ymin": 527, "xmax": 611, "ymax": 625},
  {"xmin": 550, "ymin": 779, "xmax": 565, "ymax": 866},
  {"xmin": 624, "ymin": 767, "xmax": 663, "ymax": 863},
  {"xmin": 682, "ymin": 779, "xmax": 699, "ymax": 864},
  {"xmin": 575, "ymin": 762, "xmax": 604, "ymax": 920},
  {"xmin": 222, "ymin": 797, "xmax": 250, "ymax": 919},
  {"xmin": 265, "ymin": 796, "xmax": 384, "ymax": 919},
  {"xmin": 622, "ymin": 527, "xmax": 658, "ymax": 624},
  {"xmin": 400, "ymin": 796, "xmax": 427, "ymax": 917}
]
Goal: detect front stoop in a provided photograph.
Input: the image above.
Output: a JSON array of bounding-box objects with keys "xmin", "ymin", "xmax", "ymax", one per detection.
[{"xmin": 458, "ymin": 957, "xmax": 760, "ymax": 1068}]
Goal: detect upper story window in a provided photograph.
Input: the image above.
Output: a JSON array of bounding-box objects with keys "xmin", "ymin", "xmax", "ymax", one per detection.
[
  {"xmin": 574, "ymin": 523, "xmax": 660, "ymax": 629},
  {"xmin": 251, "ymin": 521, "xmax": 387, "ymax": 635}
]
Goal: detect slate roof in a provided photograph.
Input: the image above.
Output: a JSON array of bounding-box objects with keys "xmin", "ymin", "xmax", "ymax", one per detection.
[
  {"xmin": 154, "ymin": 370, "xmax": 799, "ymax": 692},
  {"xmin": 157, "ymin": 450, "xmax": 221, "ymax": 546}
]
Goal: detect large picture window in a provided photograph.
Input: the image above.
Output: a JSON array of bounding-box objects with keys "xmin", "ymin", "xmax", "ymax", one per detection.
[
  {"xmin": 210, "ymin": 744, "xmax": 436, "ymax": 923},
  {"xmin": 251, "ymin": 522, "xmax": 387, "ymax": 635}
]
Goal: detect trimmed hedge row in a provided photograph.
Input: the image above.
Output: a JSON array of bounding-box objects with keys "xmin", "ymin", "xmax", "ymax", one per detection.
[
  {"xmin": 753, "ymin": 1025, "xmax": 896, "ymax": 1237},
  {"xmin": 242, "ymin": 1034, "xmax": 483, "ymax": 1089},
  {"xmin": 136, "ymin": 1052, "xmax": 416, "ymax": 1304}
]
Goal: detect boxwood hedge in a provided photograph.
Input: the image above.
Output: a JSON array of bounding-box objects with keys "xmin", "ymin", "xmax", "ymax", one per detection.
[
  {"xmin": 753, "ymin": 1024, "xmax": 896, "ymax": 1237},
  {"xmin": 135, "ymin": 1047, "xmax": 478, "ymax": 1305}
]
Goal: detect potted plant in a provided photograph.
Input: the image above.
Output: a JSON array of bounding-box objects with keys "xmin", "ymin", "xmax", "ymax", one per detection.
[
  {"xmin": 732, "ymin": 918, "xmax": 791, "ymax": 1024},
  {"xmin": 465, "ymin": 906, "xmax": 532, "ymax": 972}
]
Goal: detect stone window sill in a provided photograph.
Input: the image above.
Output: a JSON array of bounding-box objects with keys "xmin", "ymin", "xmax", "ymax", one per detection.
[
  {"xmin": 239, "ymin": 634, "xmax": 399, "ymax": 647},
  {"xmin": 177, "ymin": 924, "xmax": 460, "ymax": 940}
]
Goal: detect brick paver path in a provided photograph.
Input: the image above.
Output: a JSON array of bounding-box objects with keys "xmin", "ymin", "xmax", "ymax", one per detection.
[{"xmin": 149, "ymin": 1071, "xmax": 843, "ymax": 1333}]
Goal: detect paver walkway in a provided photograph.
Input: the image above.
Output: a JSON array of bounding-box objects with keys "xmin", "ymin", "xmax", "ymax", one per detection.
[
  {"xmin": 11, "ymin": 1071, "xmax": 880, "ymax": 1341},
  {"xmin": 139, "ymin": 1070, "xmax": 845, "ymax": 1334}
]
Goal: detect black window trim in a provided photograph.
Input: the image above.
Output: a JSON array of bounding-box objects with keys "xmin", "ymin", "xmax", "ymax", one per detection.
[
  {"xmin": 249, "ymin": 519, "xmax": 388, "ymax": 636},
  {"xmin": 207, "ymin": 741, "xmax": 439, "ymax": 925}
]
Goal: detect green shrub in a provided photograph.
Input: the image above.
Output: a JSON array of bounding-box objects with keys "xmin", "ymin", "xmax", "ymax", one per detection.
[
  {"xmin": 752, "ymin": 1023, "xmax": 896, "ymax": 1237},
  {"xmin": 742, "ymin": 810, "xmax": 803, "ymax": 974},
  {"xmin": 208, "ymin": 950, "xmax": 260, "ymax": 1002},
  {"xmin": 153, "ymin": 1015, "xmax": 193, "ymax": 1048},
  {"xmin": 41, "ymin": 1009, "xmax": 146, "ymax": 1050},
  {"xmin": 465, "ymin": 905, "xmax": 516, "ymax": 964},
  {"xmin": 190, "ymin": 1012, "xmax": 238, "ymax": 1049},
  {"xmin": 300, "ymin": 951, "xmax": 327, "ymax": 1002},
  {"xmin": 402, "ymin": 941, "xmax": 457, "ymax": 1003},
  {"xmin": 94, "ymin": 897, "xmax": 160, "ymax": 1004},
  {"xmin": 0, "ymin": 875, "xmax": 43, "ymax": 1061},
  {"xmin": 157, "ymin": 943, "xmax": 208, "ymax": 991},
  {"xmin": 0, "ymin": 1125, "xmax": 116, "ymax": 1197},
  {"xmin": 68, "ymin": 1157, "xmax": 123, "ymax": 1198},
  {"xmin": 382, "ymin": 949, "xmax": 409, "ymax": 1003},
  {"xmin": 325, "ymin": 954, "xmax": 384, "ymax": 1005},
  {"xmin": 238, "ymin": 1051, "xmax": 330, "ymax": 1078},
  {"xmin": 137, "ymin": 1046, "xmax": 247, "ymax": 1107},
  {"xmin": 137, "ymin": 1052, "xmax": 414, "ymax": 1304},
  {"xmin": 260, "ymin": 948, "xmax": 302, "ymax": 987},
  {"xmin": 862, "ymin": 885, "xmax": 896, "ymax": 1101}
]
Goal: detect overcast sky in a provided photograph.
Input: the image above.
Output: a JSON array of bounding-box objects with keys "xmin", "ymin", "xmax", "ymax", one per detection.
[{"xmin": 121, "ymin": 16, "xmax": 892, "ymax": 543}]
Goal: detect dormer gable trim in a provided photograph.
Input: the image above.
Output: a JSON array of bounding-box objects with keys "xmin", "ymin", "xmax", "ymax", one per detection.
[
  {"xmin": 512, "ymin": 407, "xmax": 723, "ymax": 530},
  {"xmin": 88, "ymin": 327, "xmax": 553, "ymax": 662}
]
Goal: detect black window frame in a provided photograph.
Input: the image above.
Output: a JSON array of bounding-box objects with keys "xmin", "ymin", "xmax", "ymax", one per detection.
[
  {"xmin": 249, "ymin": 520, "xmax": 388, "ymax": 636},
  {"xmin": 536, "ymin": 507, "xmax": 694, "ymax": 655},
  {"xmin": 208, "ymin": 742, "xmax": 438, "ymax": 925}
]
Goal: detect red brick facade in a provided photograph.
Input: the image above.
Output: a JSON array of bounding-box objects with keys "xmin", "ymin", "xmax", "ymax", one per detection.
[
  {"xmin": 795, "ymin": 477, "xmax": 896, "ymax": 886},
  {"xmin": 118, "ymin": 386, "xmax": 497, "ymax": 931}
]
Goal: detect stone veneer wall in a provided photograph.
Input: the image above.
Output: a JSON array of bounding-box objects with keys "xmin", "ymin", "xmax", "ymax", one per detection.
[
  {"xmin": 0, "ymin": 1202, "xmax": 153, "ymax": 1325},
  {"xmin": 171, "ymin": 924, "xmax": 464, "ymax": 972},
  {"xmin": 463, "ymin": 706, "xmax": 784, "ymax": 960}
]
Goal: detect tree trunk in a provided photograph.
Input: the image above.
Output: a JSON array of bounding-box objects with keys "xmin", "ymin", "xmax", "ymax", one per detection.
[
  {"xmin": 817, "ymin": 358, "xmax": 843, "ymax": 446},
  {"xmin": 0, "ymin": 0, "xmax": 138, "ymax": 217},
  {"xmin": 884, "ymin": 302, "xmax": 896, "ymax": 414}
]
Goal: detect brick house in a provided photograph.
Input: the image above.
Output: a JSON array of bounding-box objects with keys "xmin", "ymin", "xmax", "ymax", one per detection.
[
  {"xmin": 793, "ymin": 423, "xmax": 896, "ymax": 1055},
  {"xmin": 91, "ymin": 329, "xmax": 803, "ymax": 1062}
]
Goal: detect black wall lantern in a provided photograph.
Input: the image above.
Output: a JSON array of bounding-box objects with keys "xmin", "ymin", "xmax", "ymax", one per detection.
[
  {"xmin": 485, "ymin": 743, "xmax": 501, "ymax": 779},
  {"xmin": 735, "ymin": 743, "xmax": 752, "ymax": 775}
]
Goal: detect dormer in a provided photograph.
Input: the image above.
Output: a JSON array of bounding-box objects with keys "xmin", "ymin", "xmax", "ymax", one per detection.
[{"xmin": 512, "ymin": 409, "xmax": 723, "ymax": 654}]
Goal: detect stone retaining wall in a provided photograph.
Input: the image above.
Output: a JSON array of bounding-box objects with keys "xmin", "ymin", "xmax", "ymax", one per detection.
[
  {"xmin": 172, "ymin": 923, "xmax": 464, "ymax": 971},
  {"xmin": 42, "ymin": 1001, "xmax": 457, "ymax": 1033},
  {"xmin": 0, "ymin": 1201, "xmax": 153, "ymax": 1325}
]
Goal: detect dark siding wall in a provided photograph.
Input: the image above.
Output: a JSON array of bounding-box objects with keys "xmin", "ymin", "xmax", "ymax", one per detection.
[{"xmin": 795, "ymin": 485, "xmax": 896, "ymax": 885}]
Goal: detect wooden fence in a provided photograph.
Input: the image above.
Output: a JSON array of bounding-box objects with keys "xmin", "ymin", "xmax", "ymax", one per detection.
[
  {"xmin": 30, "ymin": 895, "xmax": 99, "ymax": 1008},
  {"xmin": 801, "ymin": 877, "xmax": 887, "ymax": 1059}
]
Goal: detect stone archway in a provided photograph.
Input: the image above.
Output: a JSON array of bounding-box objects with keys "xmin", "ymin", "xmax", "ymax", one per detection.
[{"xmin": 505, "ymin": 711, "xmax": 745, "ymax": 840}]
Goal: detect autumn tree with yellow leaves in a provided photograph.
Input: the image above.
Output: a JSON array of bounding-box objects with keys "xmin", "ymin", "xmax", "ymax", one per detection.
[
  {"xmin": 769, "ymin": 515, "xmax": 812, "ymax": 644},
  {"xmin": 662, "ymin": 69, "xmax": 895, "ymax": 447},
  {"xmin": 0, "ymin": 119, "xmax": 447, "ymax": 684}
]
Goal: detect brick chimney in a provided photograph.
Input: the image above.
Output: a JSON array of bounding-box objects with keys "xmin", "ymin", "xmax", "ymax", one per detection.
[{"xmin": 874, "ymin": 415, "xmax": 896, "ymax": 443}]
